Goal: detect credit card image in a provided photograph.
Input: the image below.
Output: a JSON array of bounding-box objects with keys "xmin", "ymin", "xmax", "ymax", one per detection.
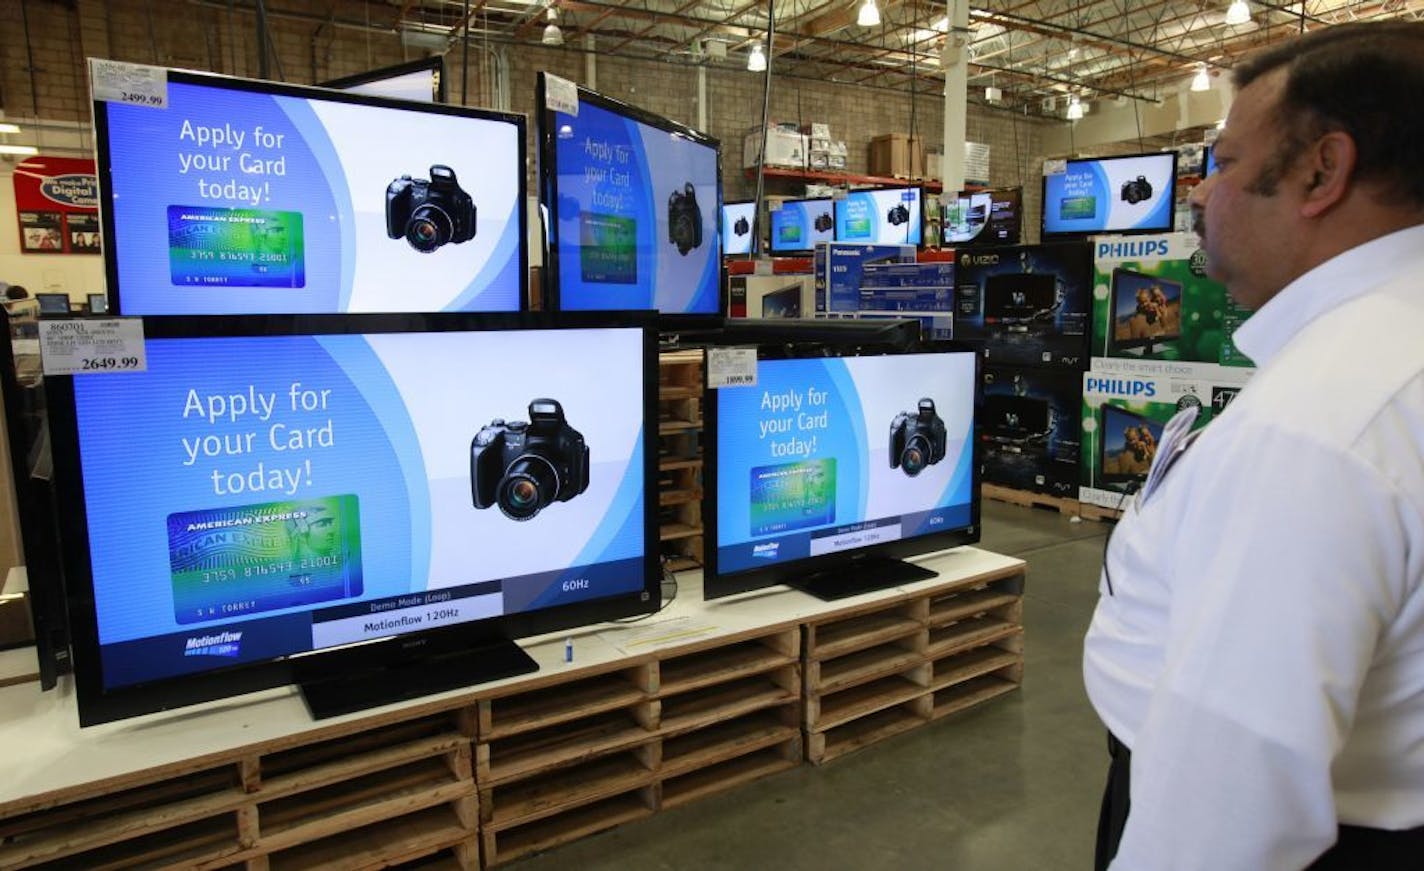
[
  {"xmin": 167, "ymin": 205, "xmax": 306, "ymax": 288},
  {"xmin": 749, "ymin": 459, "xmax": 836, "ymax": 537},
  {"xmin": 168, "ymin": 495, "xmax": 362, "ymax": 624},
  {"xmin": 1058, "ymin": 196, "xmax": 1098, "ymax": 221},
  {"xmin": 580, "ymin": 212, "xmax": 638, "ymax": 284}
]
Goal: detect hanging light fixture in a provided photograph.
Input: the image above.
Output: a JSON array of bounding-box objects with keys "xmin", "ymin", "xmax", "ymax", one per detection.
[
  {"xmin": 1066, "ymin": 95, "xmax": 1084, "ymax": 121},
  {"xmin": 1224, "ymin": 0, "xmax": 1251, "ymax": 26},
  {"xmin": 1191, "ymin": 64, "xmax": 1211, "ymax": 92},
  {"xmin": 747, "ymin": 43, "xmax": 767, "ymax": 72},
  {"xmin": 857, "ymin": 0, "xmax": 881, "ymax": 28},
  {"xmin": 0, "ymin": 144, "xmax": 38, "ymax": 156},
  {"xmin": 0, "ymin": 123, "xmax": 20, "ymax": 134},
  {"xmin": 542, "ymin": 6, "xmax": 564, "ymax": 46}
]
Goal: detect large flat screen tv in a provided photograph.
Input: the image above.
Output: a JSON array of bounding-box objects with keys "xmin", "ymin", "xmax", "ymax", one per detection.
[
  {"xmin": 705, "ymin": 344, "xmax": 980, "ymax": 600},
  {"xmin": 48, "ymin": 313, "xmax": 658, "ymax": 725},
  {"xmin": 770, "ymin": 197, "xmax": 835, "ymax": 254},
  {"xmin": 537, "ymin": 72, "xmax": 722, "ymax": 322},
  {"xmin": 1099, "ymin": 404, "xmax": 1164, "ymax": 489},
  {"xmin": 93, "ymin": 66, "xmax": 525, "ymax": 315},
  {"xmin": 1108, "ymin": 268, "xmax": 1183, "ymax": 355},
  {"xmin": 834, "ymin": 187, "xmax": 923, "ymax": 246},
  {"xmin": 1041, "ymin": 152, "xmax": 1177, "ymax": 237},
  {"xmin": 722, "ymin": 201, "xmax": 756, "ymax": 256},
  {"xmin": 943, "ymin": 188, "xmax": 1021, "ymax": 247},
  {"xmin": 321, "ymin": 57, "xmax": 446, "ymax": 103}
]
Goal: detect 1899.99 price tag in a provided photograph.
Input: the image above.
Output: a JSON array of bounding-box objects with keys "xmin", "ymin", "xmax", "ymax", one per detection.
[{"xmin": 39, "ymin": 319, "xmax": 147, "ymax": 376}]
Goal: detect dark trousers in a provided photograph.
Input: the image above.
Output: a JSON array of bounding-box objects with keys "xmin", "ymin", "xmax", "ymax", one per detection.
[{"xmin": 1095, "ymin": 731, "xmax": 1424, "ymax": 870}]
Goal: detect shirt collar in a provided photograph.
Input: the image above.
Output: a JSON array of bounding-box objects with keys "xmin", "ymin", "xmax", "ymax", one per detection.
[{"xmin": 1232, "ymin": 223, "xmax": 1424, "ymax": 368}]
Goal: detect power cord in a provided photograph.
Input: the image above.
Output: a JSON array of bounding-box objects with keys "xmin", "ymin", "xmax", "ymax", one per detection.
[
  {"xmin": 607, "ymin": 557, "xmax": 681, "ymax": 624},
  {"xmin": 1100, "ymin": 481, "xmax": 1139, "ymax": 597}
]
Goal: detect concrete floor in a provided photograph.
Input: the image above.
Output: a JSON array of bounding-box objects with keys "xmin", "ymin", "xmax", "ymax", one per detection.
[{"xmin": 509, "ymin": 500, "xmax": 1113, "ymax": 871}]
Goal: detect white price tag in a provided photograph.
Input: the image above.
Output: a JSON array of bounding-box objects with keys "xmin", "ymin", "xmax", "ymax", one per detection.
[
  {"xmin": 1043, "ymin": 158, "xmax": 1067, "ymax": 176},
  {"xmin": 40, "ymin": 318, "xmax": 147, "ymax": 376},
  {"xmin": 707, "ymin": 346, "xmax": 757, "ymax": 389},
  {"xmin": 544, "ymin": 73, "xmax": 579, "ymax": 117},
  {"xmin": 753, "ymin": 258, "xmax": 773, "ymax": 276},
  {"xmin": 89, "ymin": 59, "xmax": 168, "ymax": 109}
]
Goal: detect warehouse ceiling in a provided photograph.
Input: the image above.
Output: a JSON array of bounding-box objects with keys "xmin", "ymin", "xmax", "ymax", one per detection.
[{"xmin": 380, "ymin": 0, "xmax": 1424, "ymax": 116}]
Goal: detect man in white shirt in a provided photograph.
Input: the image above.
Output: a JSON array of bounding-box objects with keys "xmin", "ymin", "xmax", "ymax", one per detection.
[{"xmin": 1084, "ymin": 21, "xmax": 1424, "ymax": 871}]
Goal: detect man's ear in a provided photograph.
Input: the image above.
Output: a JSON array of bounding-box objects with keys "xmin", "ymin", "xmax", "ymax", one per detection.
[{"xmin": 1299, "ymin": 130, "xmax": 1356, "ymax": 218}]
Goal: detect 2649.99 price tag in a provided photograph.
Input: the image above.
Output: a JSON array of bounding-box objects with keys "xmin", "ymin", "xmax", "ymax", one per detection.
[{"xmin": 39, "ymin": 319, "xmax": 147, "ymax": 376}]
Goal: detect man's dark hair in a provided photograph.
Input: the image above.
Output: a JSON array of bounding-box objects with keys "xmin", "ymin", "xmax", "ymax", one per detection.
[
  {"xmin": 1232, "ymin": 22, "xmax": 1424, "ymax": 207},
  {"xmin": 4, "ymin": 285, "xmax": 29, "ymax": 301}
]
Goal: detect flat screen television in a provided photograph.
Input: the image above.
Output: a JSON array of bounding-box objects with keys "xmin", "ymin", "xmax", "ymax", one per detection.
[
  {"xmin": 36, "ymin": 293, "xmax": 70, "ymax": 315},
  {"xmin": 47, "ymin": 312, "xmax": 658, "ymax": 726},
  {"xmin": 1108, "ymin": 268, "xmax": 1183, "ymax": 355},
  {"xmin": 321, "ymin": 57, "xmax": 446, "ymax": 103},
  {"xmin": 705, "ymin": 343, "xmax": 980, "ymax": 600},
  {"xmin": 537, "ymin": 72, "xmax": 723, "ymax": 322},
  {"xmin": 1041, "ymin": 152, "xmax": 1177, "ymax": 237},
  {"xmin": 722, "ymin": 201, "xmax": 756, "ymax": 256},
  {"xmin": 1099, "ymin": 405, "xmax": 1164, "ymax": 489},
  {"xmin": 943, "ymin": 188, "xmax": 1021, "ymax": 247},
  {"xmin": 759, "ymin": 284, "xmax": 803, "ymax": 318},
  {"xmin": 982, "ymin": 273, "xmax": 1058, "ymax": 327},
  {"xmin": 770, "ymin": 197, "xmax": 835, "ymax": 254},
  {"xmin": 982, "ymin": 394, "xmax": 1050, "ymax": 442},
  {"xmin": 1205, "ymin": 144, "xmax": 1217, "ymax": 177},
  {"xmin": 834, "ymin": 187, "xmax": 923, "ymax": 246},
  {"xmin": 87, "ymin": 293, "xmax": 109, "ymax": 315},
  {"xmin": 93, "ymin": 66, "xmax": 525, "ymax": 315}
]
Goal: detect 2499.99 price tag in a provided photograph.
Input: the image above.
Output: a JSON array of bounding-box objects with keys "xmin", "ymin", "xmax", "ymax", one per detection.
[{"xmin": 39, "ymin": 318, "xmax": 147, "ymax": 376}]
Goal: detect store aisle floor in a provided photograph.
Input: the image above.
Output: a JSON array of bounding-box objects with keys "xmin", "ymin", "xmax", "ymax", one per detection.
[{"xmin": 507, "ymin": 500, "xmax": 1113, "ymax": 871}]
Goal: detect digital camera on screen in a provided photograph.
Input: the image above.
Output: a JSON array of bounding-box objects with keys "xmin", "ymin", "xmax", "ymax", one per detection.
[
  {"xmin": 1120, "ymin": 175, "xmax": 1153, "ymax": 205},
  {"xmin": 668, "ymin": 183, "xmax": 703, "ymax": 255},
  {"xmin": 471, "ymin": 399, "xmax": 589, "ymax": 521},
  {"xmin": 814, "ymin": 212, "xmax": 833, "ymax": 232},
  {"xmin": 889, "ymin": 398, "xmax": 947, "ymax": 477},
  {"xmin": 887, "ymin": 203, "xmax": 911, "ymax": 226},
  {"xmin": 386, "ymin": 165, "xmax": 477, "ymax": 253},
  {"xmin": 733, "ymin": 216, "xmax": 750, "ymax": 236}
]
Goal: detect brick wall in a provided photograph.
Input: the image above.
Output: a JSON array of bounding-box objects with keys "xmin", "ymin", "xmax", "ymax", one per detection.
[{"xmin": 2, "ymin": 0, "xmax": 1053, "ymax": 241}]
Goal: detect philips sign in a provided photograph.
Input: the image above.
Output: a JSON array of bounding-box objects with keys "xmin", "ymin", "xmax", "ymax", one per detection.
[
  {"xmin": 1085, "ymin": 376, "xmax": 1157, "ymax": 398},
  {"xmin": 1096, "ymin": 238, "xmax": 1172, "ymax": 260}
]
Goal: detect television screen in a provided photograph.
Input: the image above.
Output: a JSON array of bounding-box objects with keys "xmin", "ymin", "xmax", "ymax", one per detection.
[
  {"xmin": 770, "ymin": 198, "xmax": 835, "ymax": 254},
  {"xmin": 982, "ymin": 273, "xmax": 1058, "ymax": 324},
  {"xmin": 48, "ymin": 314, "xmax": 657, "ymax": 725},
  {"xmin": 94, "ymin": 67, "xmax": 525, "ymax": 315},
  {"xmin": 538, "ymin": 73, "xmax": 722, "ymax": 318},
  {"xmin": 1205, "ymin": 145, "xmax": 1217, "ymax": 177},
  {"xmin": 1041, "ymin": 152, "xmax": 1177, "ymax": 237},
  {"xmin": 1109, "ymin": 268, "xmax": 1183, "ymax": 354},
  {"xmin": 982, "ymin": 394, "xmax": 1050, "ymax": 441},
  {"xmin": 759, "ymin": 284, "xmax": 803, "ymax": 318},
  {"xmin": 1099, "ymin": 405, "xmax": 1164, "ymax": 487},
  {"xmin": 321, "ymin": 57, "xmax": 445, "ymax": 103},
  {"xmin": 722, "ymin": 201, "xmax": 756, "ymax": 256},
  {"xmin": 943, "ymin": 188, "xmax": 1021, "ymax": 246},
  {"xmin": 87, "ymin": 293, "xmax": 109, "ymax": 315},
  {"xmin": 834, "ymin": 187, "xmax": 922, "ymax": 246},
  {"xmin": 36, "ymin": 293, "xmax": 71, "ymax": 315},
  {"xmin": 705, "ymin": 345, "xmax": 979, "ymax": 600}
]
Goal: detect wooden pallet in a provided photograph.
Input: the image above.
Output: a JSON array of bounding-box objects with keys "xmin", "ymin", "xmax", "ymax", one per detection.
[
  {"xmin": 981, "ymin": 483, "xmax": 1081, "ymax": 517},
  {"xmin": 1078, "ymin": 501, "xmax": 1124, "ymax": 523}
]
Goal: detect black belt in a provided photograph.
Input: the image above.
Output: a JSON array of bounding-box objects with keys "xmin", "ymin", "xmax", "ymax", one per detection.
[{"xmin": 1096, "ymin": 731, "xmax": 1424, "ymax": 870}]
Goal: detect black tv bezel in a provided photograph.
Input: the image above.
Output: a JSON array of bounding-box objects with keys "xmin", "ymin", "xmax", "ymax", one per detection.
[
  {"xmin": 536, "ymin": 72, "xmax": 725, "ymax": 329},
  {"xmin": 1039, "ymin": 150, "xmax": 1179, "ymax": 240},
  {"xmin": 1098, "ymin": 403, "xmax": 1164, "ymax": 488},
  {"xmin": 702, "ymin": 340, "xmax": 982, "ymax": 600},
  {"xmin": 86, "ymin": 293, "xmax": 109, "ymax": 315},
  {"xmin": 768, "ymin": 196, "xmax": 835, "ymax": 255},
  {"xmin": 721, "ymin": 200, "xmax": 758, "ymax": 257},
  {"xmin": 1106, "ymin": 268, "xmax": 1185, "ymax": 354},
  {"xmin": 48, "ymin": 311, "xmax": 661, "ymax": 726},
  {"xmin": 320, "ymin": 56, "xmax": 447, "ymax": 103},
  {"xmin": 943, "ymin": 187, "xmax": 1023, "ymax": 247},
  {"xmin": 92, "ymin": 67, "xmax": 527, "ymax": 317},
  {"xmin": 757, "ymin": 283, "xmax": 804, "ymax": 318},
  {"xmin": 832, "ymin": 185, "xmax": 925, "ymax": 248},
  {"xmin": 35, "ymin": 293, "xmax": 70, "ymax": 315}
]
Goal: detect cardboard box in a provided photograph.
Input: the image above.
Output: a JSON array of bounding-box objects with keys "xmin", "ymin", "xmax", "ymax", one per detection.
[
  {"xmin": 741, "ymin": 275, "xmax": 815, "ymax": 319},
  {"xmin": 744, "ymin": 127, "xmax": 808, "ymax": 169},
  {"xmin": 1092, "ymin": 233, "xmax": 1255, "ymax": 369},
  {"xmin": 816, "ymin": 243, "xmax": 916, "ymax": 313},
  {"xmin": 827, "ymin": 155, "xmax": 847, "ymax": 170},
  {"xmin": 869, "ymin": 133, "xmax": 924, "ymax": 178},
  {"xmin": 801, "ymin": 122, "xmax": 832, "ymax": 139},
  {"xmin": 808, "ymin": 152, "xmax": 830, "ymax": 170},
  {"xmin": 859, "ymin": 262, "xmax": 955, "ymax": 314},
  {"xmin": 953, "ymin": 241, "xmax": 1093, "ymax": 369},
  {"xmin": 805, "ymin": 184, "xmax": 837, "ymax": 198},
  {"xmin": 981, "ymin": 365, "xmax": 1082, "ymax": 497}
]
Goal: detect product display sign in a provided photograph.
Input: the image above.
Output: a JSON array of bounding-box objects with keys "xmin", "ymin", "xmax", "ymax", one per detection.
[
  {"xmin": 12, "ymin": 156, "xmax": 101, "ymax": 255},
  {"xmin": 541, "ymin": 75, "xmax": 721, "ymax": 315},
  {"xmin": 770, "ymin": 198, "xmax": 834, "ymax": 253},
  {"xmin": 834, "ymin": 187, "xmax": 922, "ymax": 246},
  {"xmin": 714, "ymin": 352, "xmax": 975, "ymax": 576},
  {"xmin": 62, "ymin": 325, "xmax": 646, "ymax": 690},
  {"xmin": 95, "ymin": 70, "xmax": 525, "ymax": 314},
  {"xmin": 722, "ymin": 201, "xmax": 756, "ymax": 256},
  {"xmin": 1042, "ymin": 153, "xmax": 1176, "ymax": 237}
]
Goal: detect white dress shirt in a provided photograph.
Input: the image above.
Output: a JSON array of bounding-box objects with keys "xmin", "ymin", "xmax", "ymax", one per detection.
[{"xmin": 1084, "ymin": 223, "xmax": 1424, "ymax": 870}]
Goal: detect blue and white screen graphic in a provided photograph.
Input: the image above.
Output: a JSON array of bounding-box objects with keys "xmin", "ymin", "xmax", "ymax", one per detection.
[
  {"xmin": 1042, "ymin": 153, "xmax": 1175, "ymax": 235},
  {"xmin": 715, "ymin": 352, "xmax": 975, "ymax": 575},
  {"xmin": 770, "ymin": 198, "xmax": 834, "ymax": 253},
  {"xmin": 102, "ymin": 80, "xmax": 524, "ymax": 314},
  {"xmin": 833, "ymin": 188, "xmax": 922, "ymax": 246},
  {"xmin": 72, "ymin": 328, "xmax": 646, "ymax": 688},
  {"xmin": 722, "ymin": 202, "xmax": 757, "ymax": 255},
  {"xmin": 550, "ymin": 99, "xmax": 720, "ymax": 314}
]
